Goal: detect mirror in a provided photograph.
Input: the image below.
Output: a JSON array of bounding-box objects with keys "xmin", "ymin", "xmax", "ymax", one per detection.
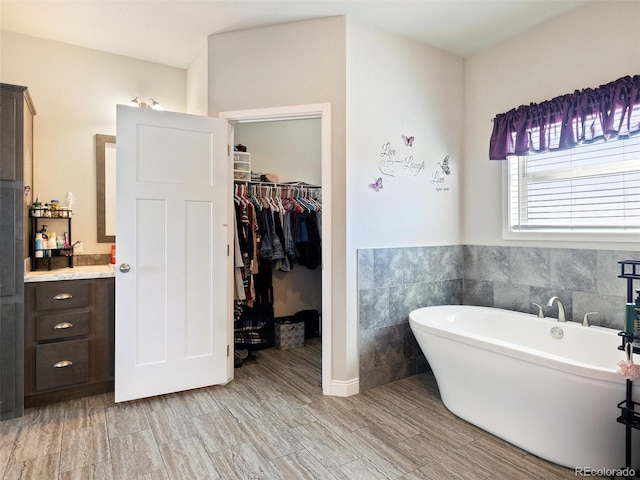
[{"xmin": 96, "ymin": 134, "xmax": 116, "ymax": 243}]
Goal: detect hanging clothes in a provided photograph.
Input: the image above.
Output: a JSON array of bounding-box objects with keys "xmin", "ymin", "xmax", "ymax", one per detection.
[
  {"xmin": 232, "ymin": 181, "xmax": 322, "ymax": 354},
  {"xmin": 305, "ymin": 211, "xmax": 322, "ymax": 270},
  {"xmin": 235, "ymin": 182, "xmax": 322, "ymax": 272}
]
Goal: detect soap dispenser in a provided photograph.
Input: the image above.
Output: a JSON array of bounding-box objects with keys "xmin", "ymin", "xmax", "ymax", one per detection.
[{"xmin": 39, "ymin": 225, "xmax": 48, "ymax": 257}]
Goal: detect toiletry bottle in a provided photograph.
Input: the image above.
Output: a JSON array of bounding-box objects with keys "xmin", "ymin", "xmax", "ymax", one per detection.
[
  {"xmin": 39, "ymin": 226, "xmax": 48, "ymax": 256},
  {"xmin": 48, "ymin": 232, "xmax": 57, "ymax": 250},
  {"xmin": 626, "ymin": 302, "xmax": 636, "ymax": 335},
  {"xmin": 49, "ymin": 199, "xmax": 59, "ymax": 217},
  {"xmin": 625, "ymin": 290, "xmax": 640, "ymax": 348},
  {"xmin": 634, "ymin": 288, "xmax": 640, "ymax": 329},
  {"xmin": 35, "ymin": 233, "xmax": 43, "ymax": 258}
]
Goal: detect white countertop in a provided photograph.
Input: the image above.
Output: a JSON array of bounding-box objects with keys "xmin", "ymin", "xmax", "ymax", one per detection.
[{"xmin": 25, "ymin": 264, "xmax": 116, "ymax": 282}]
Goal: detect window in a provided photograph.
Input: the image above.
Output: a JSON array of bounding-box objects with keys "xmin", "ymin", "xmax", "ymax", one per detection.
[
  {"xmin": 492, "ymin": 75, "xmax": 640, "ymax": 237},
  {"xmin": 508, "ymin": 134, "xmax": 640, "ymax": 232}
]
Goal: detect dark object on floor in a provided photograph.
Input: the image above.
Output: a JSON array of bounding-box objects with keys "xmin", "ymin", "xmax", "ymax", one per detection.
[
  {"xmin": 294, "ymin": 309, "xmax": 321, "ymax": 338},
  {"xmin": 234, "ymin": 348, "xmax": 249, "ymax": 368},
  {"xmin": 234, "ymin": 303, "xmax": 275, "ymax": 351}
]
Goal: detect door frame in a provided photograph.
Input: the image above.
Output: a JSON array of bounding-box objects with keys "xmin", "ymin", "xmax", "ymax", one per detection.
[{"xmin": 220, "ymin": 103, "xmax": 332, "ymax": 395}]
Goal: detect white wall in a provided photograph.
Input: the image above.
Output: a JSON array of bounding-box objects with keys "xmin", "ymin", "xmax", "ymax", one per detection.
[
  {"xmin": 0, "ymin": 31, "xmax": 186, "ymax": 255},
  {"xmin": 207, "ymin": 17, "xmax": 351, "ymax": 383},
  {"xmin": 462, "ymin": 1, "xmax": 640, "ymax": 250},
  {"xmin": 346, "ymin": 20, "xmax": 463, "ymax": 249},
  {"xmin": 235, "ymin": 119, "xmax": 321, "ymax": 185},
  {"xmin": 186, "ymin": 42, "xmax": 208, "ymax": 116}
]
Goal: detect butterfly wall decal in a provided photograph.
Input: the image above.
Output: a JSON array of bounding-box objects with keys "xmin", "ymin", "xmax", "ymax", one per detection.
[
  {"xmin": 438, "ymin": 155, "xmax": 451, "ymax": 175},
  {"xmin": 402, "ymin": 135, "xmax": 415, "ymax": 147},
  {"xmin": 369, "ymin": 177, "xmax": 383, "ymax": 192}
]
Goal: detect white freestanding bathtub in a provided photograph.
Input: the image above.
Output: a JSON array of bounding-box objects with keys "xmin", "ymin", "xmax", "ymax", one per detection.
[{"xmin": 409, "ymin": 305, "xmax": 640, "ymax": 470}]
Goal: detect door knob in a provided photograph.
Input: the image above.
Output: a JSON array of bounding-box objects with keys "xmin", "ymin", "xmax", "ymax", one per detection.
[{"xmin": 119, "ymin": 263, "xmax": 131, "ymax": 273}]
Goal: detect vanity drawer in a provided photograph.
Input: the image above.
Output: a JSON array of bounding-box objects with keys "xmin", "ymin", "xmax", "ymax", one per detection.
[
  {"xmin": 35, "ymin": 339, "xmax": 89, "ymax": 391},
  {"xmin": 36, "ymin": 311, "xmax": 90, "ymax": 341},
  {"xmin": 34, "ymin": 281, "xmax": 90, "ymax": 311}
]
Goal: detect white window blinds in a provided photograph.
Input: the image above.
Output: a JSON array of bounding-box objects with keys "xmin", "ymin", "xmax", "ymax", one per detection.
[{"xmin": 508, "ymin": 134, "xmax": 640, "ymax": 232}]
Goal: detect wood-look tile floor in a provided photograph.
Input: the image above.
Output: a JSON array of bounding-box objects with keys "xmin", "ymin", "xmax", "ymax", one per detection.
[{"xmin": 1, "ymin": 339, "xmax": 577, "ymax": 479}]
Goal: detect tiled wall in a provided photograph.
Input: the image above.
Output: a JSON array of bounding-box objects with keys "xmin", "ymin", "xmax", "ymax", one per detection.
[
  {"xmin": 358, "ymin": 246, "xmax": 463, "ymax": 390},
  {"xmin": 463, "ymin": 246, "xmax": 638, "ymax": 328},
  {"xmin": 358, "ymin": 245, "xmax": 639, "ymax": 390}
]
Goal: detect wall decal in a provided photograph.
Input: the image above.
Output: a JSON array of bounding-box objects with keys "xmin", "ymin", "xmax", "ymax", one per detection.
[
  {"xmin": 438, "ymin": 155, "xmax": 451, "ymax": 175},
  {"xmin": 369, "ymin": 177, "xmax": 383, "ymax": 192},
  {"xmin": 380, "ymin": 141, "xmax": 397, "ymax": 158},
  {"xmin": 378, "ymin": 141, "xmax": 398, "ymax": 177},
  {"xmin": 404, "ymin": 156, "xmax": 425, "ymax": 176},
  {"xmin": 431, "ymin": 154, "xmax": 452, "ymax": 192},
  {"xmin": 378, "ymin": 140, "xmax": 425, "ymax": 178}
]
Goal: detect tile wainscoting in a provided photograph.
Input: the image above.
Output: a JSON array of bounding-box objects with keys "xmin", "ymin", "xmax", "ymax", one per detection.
[
  {"xmin": 358, "ymin": 245, "xmax": 639, "ymax": 390},
  {"xmin": 358, "ymin": 247, "xmax": 463, "ymax": 391}
]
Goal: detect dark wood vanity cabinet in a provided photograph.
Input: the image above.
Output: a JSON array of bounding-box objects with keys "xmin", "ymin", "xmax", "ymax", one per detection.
[
  {"xmin": 24, "ymin": 278, "xmax": 114, "ymax": 407},
  {"xmin": 1, "ymin": 83, "xmax": 35, "ymax": 419}
]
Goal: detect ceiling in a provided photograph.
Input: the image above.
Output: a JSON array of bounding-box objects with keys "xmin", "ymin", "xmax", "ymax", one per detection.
[{"xmin": 1, "ymin": 0, "xmax": 592, "ymax": 69}]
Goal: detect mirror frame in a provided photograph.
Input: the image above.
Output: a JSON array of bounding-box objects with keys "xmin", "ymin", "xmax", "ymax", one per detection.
[{"xmin": 96, "ymin": 134, "xmax": 116, "ymax": 243}]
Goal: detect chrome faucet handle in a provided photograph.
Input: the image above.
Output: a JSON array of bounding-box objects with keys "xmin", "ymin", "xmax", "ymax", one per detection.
[
  {"xmin": 583, "ymin": 312, "xmax": 598, "ymax": 327},
  {"xmin": 532, "ymin": 303, "xmax": 544, "ymax": 318}
]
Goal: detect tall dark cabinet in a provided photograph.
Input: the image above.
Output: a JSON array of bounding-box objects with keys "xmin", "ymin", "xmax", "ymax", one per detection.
[{"xmin": 1, "ymin": 83, "xmax": 35, "ymax": 419}]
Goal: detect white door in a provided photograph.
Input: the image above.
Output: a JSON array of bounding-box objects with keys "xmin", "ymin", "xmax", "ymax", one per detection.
[{"xmin": 114, "ymin": 105, "xmax": 230, "ymax": 403}]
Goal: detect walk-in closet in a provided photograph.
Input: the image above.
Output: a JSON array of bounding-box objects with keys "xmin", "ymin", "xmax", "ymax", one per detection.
[{"xmin": 231, "ymin": 119, "xmax": 322, "ymax": 370}]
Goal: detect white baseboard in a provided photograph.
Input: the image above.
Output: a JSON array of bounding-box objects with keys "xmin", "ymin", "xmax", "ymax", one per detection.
[{"xmin": 326, "ymin": 377, "xmax": 359, "ymax": 397}]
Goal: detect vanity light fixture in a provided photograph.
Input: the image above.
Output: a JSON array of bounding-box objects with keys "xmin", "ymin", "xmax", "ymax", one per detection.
[{"xmin": 128, "ymin": 96, "xmax": 164, "ymax": 111}]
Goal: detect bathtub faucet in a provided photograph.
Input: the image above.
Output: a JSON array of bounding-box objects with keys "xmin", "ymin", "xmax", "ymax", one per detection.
[
  {"xmin": 547, "ymin": 296, "xmax": 566, "ymax": 322},
  {"xmin": 532, "ymin": 303, "xmax": 544, "ymax": 318}
]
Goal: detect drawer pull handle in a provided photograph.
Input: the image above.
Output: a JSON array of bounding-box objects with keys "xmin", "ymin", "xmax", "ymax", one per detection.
[
  {"xmin": 53, "ymin": 360, "xmax": 73, "ymax": 368},
  {"xmin": 53, "ymin": 293, "xmax": 73, "ymax": 301},
  {"xmin": 53, "ymin": 322, "xmax": 73, "ymax": 330}
]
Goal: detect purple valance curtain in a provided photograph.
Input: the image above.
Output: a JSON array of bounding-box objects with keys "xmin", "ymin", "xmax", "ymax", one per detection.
[{"xmin": 489, "ymin": 75, "xmax": 640, "ymax": 160}]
